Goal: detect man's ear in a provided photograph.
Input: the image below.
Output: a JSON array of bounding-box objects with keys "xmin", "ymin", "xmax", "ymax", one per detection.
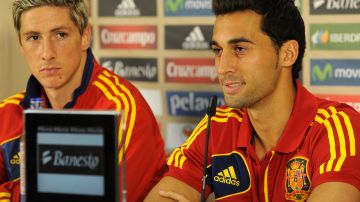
[
  {"xmin": 81, "ymin": 24, "xmax": 92, "ymax": 50},
  {"xmin": 279, "ymin": 40, "xmax": 299, "ymax": 67}
]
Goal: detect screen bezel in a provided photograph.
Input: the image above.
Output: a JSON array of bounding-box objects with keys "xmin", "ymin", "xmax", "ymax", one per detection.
[{"xmin": 24, "ymin": 110, "xmax": 119, "ymax": 202}]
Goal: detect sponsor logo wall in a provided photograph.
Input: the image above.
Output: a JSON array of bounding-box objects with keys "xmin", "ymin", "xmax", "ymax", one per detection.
[{"xmin": 90, "ymin": 0, "xmax": 360, "ymax": 153}]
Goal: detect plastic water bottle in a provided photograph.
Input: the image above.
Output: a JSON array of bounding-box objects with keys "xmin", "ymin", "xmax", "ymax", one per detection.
[{"xmin": 30, "ymin": 97, "xmax": 43, "ymax": 109}]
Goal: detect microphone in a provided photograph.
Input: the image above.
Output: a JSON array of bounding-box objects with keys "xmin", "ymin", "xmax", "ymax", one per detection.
[{"xmin": 201, "ymin": 95, "xmax": 217, "ymax": 202}]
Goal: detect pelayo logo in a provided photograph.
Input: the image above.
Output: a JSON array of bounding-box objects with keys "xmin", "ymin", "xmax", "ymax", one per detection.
[
  {"xmin": 164, "ymin": 0, "xmax": 213, "ymax": 16},
  {"xmin": 166, "ymin": 91, "xmax": 224, "ymax": 116},
  {"xmin": 311, "ymin": 59, "xmax": 360, "ymax": 86},
  {"xmin": 310, "ymin": 24, "xmax": 360, "ymax": 50}
]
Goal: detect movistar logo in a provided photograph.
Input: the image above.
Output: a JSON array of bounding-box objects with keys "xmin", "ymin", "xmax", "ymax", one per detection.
[
  {"xmin": 166, "ymin": 0, "xmax": 184, "ymax": 12},
  {"xmin": 312, "ymin": 63, "xmax": 333, "ymax": 81}
]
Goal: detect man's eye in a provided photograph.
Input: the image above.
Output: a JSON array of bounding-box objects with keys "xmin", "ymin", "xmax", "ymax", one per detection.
[
  {"xmin": 211, "ymin": 47, "xmax": 222, "ymax": 56},
  {"xmin": 57, "ymin": 32, "xmax": 67, "ymax": 38},
  {"xmin": 234, "ymin": 47, "xmax": 246, "ymax": 54},
  {"xmin": 28, "ymin": 35, "xmax": 39, "ymax": 41}
]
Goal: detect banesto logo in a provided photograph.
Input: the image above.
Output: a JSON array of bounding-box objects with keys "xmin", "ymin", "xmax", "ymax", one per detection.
[
  {"xmin": 313, "ymin": 0, "xmax": 360, "ymax": 10},
  {"xmin": 41, "ymin": 150, "xmax": 100, "ymax": 170},
  {"xmin": 102, "ymin": 58, "xmax": 158, "ymax": 82},
  {"xmin": 313, "ymin": 0, "xmax": 326, "ymax": 9},
  {"xmin": 312, "ymin": 63, "xmax": 333, "ymax": 82}
]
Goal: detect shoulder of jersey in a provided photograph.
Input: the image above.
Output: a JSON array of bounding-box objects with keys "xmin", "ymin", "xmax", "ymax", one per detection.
[
  {"xmin": 211, "ymin": 106, "xmax": 244, "ymax": 123},
  {"xmin": 0, "ymin": 92, "xmax": 25, "ymax": 109}
]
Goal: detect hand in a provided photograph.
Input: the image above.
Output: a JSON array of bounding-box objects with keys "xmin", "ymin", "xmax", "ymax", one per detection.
[{"xmin": 159, "ymin": 190, "xmax": 191, "ymax": 202}]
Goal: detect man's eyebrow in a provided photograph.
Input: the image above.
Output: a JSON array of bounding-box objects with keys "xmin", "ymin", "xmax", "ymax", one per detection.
[
  {"xmin": 210, "ymin": 37, "xmax": 255, "ymax": 47},
  {"xmin": 228, "ymin": 37, "xmax": 255, "ymax": 45},
  {"xmin": 22, "ymin": 31, "xmax": 40, "ymax": 36},
  {"xmin": 210, "ymin": 40, "xmax": 219, "ymax": 47},
  {"xmin": 22, "ymin": 26, "xmax": 70, "ymax": 36},
  {"xmin": 50, "ymin": 26, "xmax": 70, "ymax": 32}
]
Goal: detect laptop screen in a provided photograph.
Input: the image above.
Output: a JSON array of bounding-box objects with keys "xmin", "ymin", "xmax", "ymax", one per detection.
[{"xmin": 23, "ymin": 110, "xmax": 120, "ymax": 202}]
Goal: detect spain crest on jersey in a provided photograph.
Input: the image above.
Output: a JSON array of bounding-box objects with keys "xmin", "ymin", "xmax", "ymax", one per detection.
[{"xmin": 285, "ymin": 157, "xmax": 311, "ymax": 202}]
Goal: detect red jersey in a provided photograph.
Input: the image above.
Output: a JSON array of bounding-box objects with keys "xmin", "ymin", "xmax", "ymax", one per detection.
[
  {"xmin": 0, "ymin": 49, "xmax": 166, "ymax": 202},
  {"xmin": 167, "ymin": 81, "xmax": 360, "ymax": 201}
]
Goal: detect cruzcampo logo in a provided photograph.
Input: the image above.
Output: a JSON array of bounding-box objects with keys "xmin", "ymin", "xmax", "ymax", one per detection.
[
  {"xmin": 166, "ymin": 0, "xmax": 184, "ymax": 12},
  {"xmin": 312, "ymin": 63, "xmax": 333, "ymax": 82},
  {"xmin": 310, "ymin": 24, "xmax": 360, "ymax": 50}
]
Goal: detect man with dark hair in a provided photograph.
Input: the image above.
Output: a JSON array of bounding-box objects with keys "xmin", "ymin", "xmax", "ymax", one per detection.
[
  {"xmin": 145, "ymin": 0, "xmax": 360, "ymax": 201},
  {"xmin": 0, "ymin": 0, "xmax": 166, "ymax": 201}
]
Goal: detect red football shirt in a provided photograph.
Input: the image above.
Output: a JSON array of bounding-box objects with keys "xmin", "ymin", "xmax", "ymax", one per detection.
[{"xmin": 167, "ymin": 81, "xmax": 360, "ymax": 201}]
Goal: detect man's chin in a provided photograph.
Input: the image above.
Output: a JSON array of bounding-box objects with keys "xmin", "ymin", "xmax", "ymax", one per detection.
[{"xmin": 40, "ymin": 81, "xmax": 63, "ymax": 90}]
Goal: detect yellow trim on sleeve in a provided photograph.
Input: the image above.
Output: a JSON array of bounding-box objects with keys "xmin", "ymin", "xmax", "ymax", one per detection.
[
  {"xmin": 0, "ymin": 192, "xmax": 10, "ymax": 198},
  {"xmin": 339, "ymin": 111, "xmax": 356, "ymax": 156},
  {"xmin": 102, "ymin": 71, "xmax": 137, "ymax": 164}
]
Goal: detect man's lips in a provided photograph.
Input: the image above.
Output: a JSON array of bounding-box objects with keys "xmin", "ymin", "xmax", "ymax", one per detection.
[
  {"xmin": 40, "ymin": 67, "xmax": 61, "ymax": 75},
  {"xmin": 222, "ymin": 81, "xmax": 245, "ymax": 95}
]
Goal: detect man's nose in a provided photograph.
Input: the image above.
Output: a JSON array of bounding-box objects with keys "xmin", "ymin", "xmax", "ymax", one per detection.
[
  {"xmin": 217, "ymin": 50, "xmax": 237, "ymax": 75},
  {"xmin": 40, "ymin": 38, "xmax": 56, "ymax": 61}
]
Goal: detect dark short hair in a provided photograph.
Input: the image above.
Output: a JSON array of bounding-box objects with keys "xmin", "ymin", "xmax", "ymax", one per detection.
[{"xmin": 213, "ymin": 0, "xmax": 305, "ymax": 81}]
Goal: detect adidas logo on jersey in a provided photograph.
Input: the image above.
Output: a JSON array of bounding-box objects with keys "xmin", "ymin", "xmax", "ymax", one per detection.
[
  {"xmin": 115, "ymin": 0, "xmax": 140, "ymax": 16},
  {"xmin": 213, "ymin": 166, "xmax": 240, "ymax": 186},
  {"xmin": 10, "ymin": 152, "xmax": 21, "ymax": 165},
  {"xmin": 182, "ymin": 26, "xmax": 209, "ymax": 49}
]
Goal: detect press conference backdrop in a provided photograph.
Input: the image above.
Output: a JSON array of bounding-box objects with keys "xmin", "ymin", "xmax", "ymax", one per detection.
[{"xmin": 1, "ymin": 0, "xmax": 360, "ymax": 153}]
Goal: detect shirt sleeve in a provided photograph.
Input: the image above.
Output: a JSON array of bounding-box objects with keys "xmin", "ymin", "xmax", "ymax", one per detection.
[
  {"xmin": 166, "ymin": 115, "xmax": 212, "ymax": 196},
  {"xmin": 119, "ymin": 89, "xmax": 167, "ymax": 202},
  {"xmin": 310, "ymin": 109, "xmax": 360, "ymax": 191}
]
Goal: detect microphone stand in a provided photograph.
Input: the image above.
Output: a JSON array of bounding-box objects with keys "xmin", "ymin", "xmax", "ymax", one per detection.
[
  {"xmin": 120, "ymin": 115, "xmax": 127, "ymax": 202},
  {"xmin": 200, "ymin": 96, "xmax": 217, "ymax": 202}
]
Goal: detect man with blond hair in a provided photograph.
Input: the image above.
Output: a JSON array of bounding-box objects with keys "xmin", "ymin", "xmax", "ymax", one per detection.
[{"xmin": 0, "ymin": 0, "xmax": 166, "ymax": 201}]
